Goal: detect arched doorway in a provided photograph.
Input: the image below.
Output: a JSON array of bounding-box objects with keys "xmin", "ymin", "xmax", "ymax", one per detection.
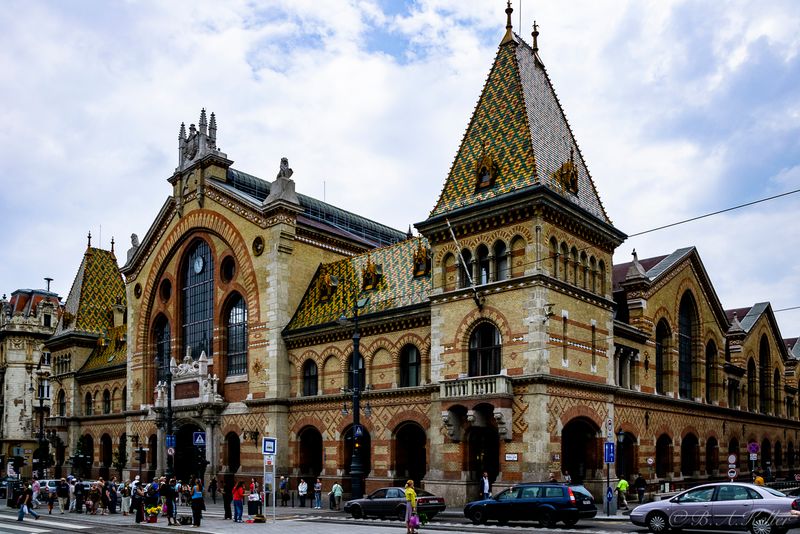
[
  {"xmin": 561, "ymin": 418, "xmax": 601, "ymax": 483},
  {"xmin": 100, "ymin": 434, "xmax": 112, "ymax": 480},
  {"xmin": 224, "ymin": 432, "xmax": 240, "ymax": 474},
  {"xmin": 616, "ymin": 432, "xmax": 636, "ymax": 480},
  {"xmin": 148, "ymin": 434, "xmax": 158, "ymax": 481},
  {"xmin": 175, "ymin": 422, "xmax": 204, "ymax": 482},
  {"xmin": 681, "ymin": 434, "xmax": 699, "ymax": 477},
  {"xmin": 788, "ymin": 442, "xmax": 795, "ymax": 470},
  {"xmin": 394, "ymin": 422, "xmax": 427, "ymax": 486},
  {"xmin": 466, "ymin": 404, "xmax": 500, "ymax": 494},
  {"xmin": 761, "ymin": 438, "xmax": 772, "ymax": 476},
  {"xmin": 705, "ymin": 437, "xmax": 719, "ymax": 476},
  {"xmin": 298, "ymin": 426, "xmax": 323, "ymax": 478},
  {"xmin": 655, "ymin": 434, "xmax": 672, "ymax": 478}
]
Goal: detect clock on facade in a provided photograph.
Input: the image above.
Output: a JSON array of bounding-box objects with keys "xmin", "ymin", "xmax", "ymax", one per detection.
[{"xmin": 193, "ymin": 256, "xmax": 204, "ymax": 274}]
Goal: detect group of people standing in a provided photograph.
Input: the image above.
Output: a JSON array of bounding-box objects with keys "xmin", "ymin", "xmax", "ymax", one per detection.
[
  {"xmin": 17, "ymin": 476, "xmax": 124, "ymax": 521},
  {"xmin": 277, "ymin": 475, "xmax": 344, "ymax": 510}
]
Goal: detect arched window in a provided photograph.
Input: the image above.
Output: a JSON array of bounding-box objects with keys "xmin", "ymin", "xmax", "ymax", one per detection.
[
  {"xmin": 747, "ymin": 358, "xmax": 757, "ymax": 411},
  {"xmin": 225, "ymin": 294, "xmax": 248, "ymax": 376},
  {"xmin": 302, "ymin": 360, "xmax": 318, "ymax": 396},
  {"xmin": 57, "ymin": 389, "xmax": 66, "ymax": 417},
  {"xmin": 400, "ymin": 345, "xmax": 420, "ymax": 387},
  {"xmin": 774, "ymin": 368, "xmax": 781, "ymax": 417},
  {"xmin": 570, "ymin": 247, "xmax": 579, "ymax": 285},
  {"xmin": 182, "ymin": 239, "xmax": 214, "ymax": 359},
  {"xmin": 348, "ymin": 352, "xmax": 365, "ymax": 390},
  {"xmin": 493, "ymin": 241, "xmax": 508, "ymax": 282},
  {"xmin": 560, "ymin": 243, "xmax": 569, "ymax": 283},
  {"xmin": 468, "ymin": 323, "xmax": 501, "ymax": 377},
  {"xmin": 476, "ymin": 245, "xmax": 490, "ymax": 285},
  {"xmin": 442, "ymin": 253, "xmax": 456, "ymax": 291},
  {"xmin": 458, "ymin": 249, "xmax": 473, "ymax": 289},
  {"xmin": 84, "ymin": 392, "xmax": 93, "ymax": 416},
  {"xmin": 102, "ymin": 389, "xmax": 111, "ymax": 414},
  {"xmin": 655, "ymin": 320, "xmax": 670, "ymax": 395},
  {"xmin": 705, "ymin": 340, "xmax": 717, "ymax": 403},
  {"xmin": 549, "ymin": 237, "xmax": 559, "ymax": 278},
  {"xmin": 759, "ymin": 335, "xmax": 770, "ymax": 414},
  {"xmin": 579, "ymin": 252, "xmax": 588, "ymax": 289},
  {"xmin": 678, "ymin": 292, "xmax": 697, "ymax": 399},
  {"xmin": 154, "ymin": 315, "xmax": 171, "ymax": 384},
  {"xmin": 112, "ymin": 388, "xmax": 119, "ymax": 413},
  {"xmin": 121, "ymin": 386, "xmax": 127, "ymax": 412},
  {"xmin": 598, "ymin": 260, "xmax": 606, "ymax": 295},
  {"xmin": 589, "ymin": 256, "xmax": 597, "ymax": 292}
]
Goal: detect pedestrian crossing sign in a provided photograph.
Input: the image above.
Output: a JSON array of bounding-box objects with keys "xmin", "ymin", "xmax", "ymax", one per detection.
[{"xmin": 193, "ymin": 432, "xmax": 206, "ymax": 447}]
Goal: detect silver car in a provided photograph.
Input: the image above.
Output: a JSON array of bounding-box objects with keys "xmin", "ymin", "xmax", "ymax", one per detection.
[{"xmin": 630, "ymin": 482, "xmax": 800, "ymax": 534}]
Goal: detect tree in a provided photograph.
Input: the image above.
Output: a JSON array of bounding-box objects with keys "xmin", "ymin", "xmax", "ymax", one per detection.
[{"xmin": 112, "ymin": 444, "xmax": 127, "ymax": 478}]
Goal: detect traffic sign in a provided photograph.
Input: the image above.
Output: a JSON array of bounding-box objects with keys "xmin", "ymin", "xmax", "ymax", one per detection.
[
  {"xmin": 728, "ymin": 468, "xmax": 737, "ymax": 480},
  {"xmin": 749, "ymin": 453, "xmax": 758, "ymax": 461},
  {"xmin": 647, "ymin": 457, "xmax": 654, "ymax": 466},
  {"xmin": 167, "ymin": 447, "xmax": 175, "ymax": 456},
  {"xmin": 166, "ymin": 434, "xmax": 176, "ymax": 448},
  {"xmin": 606, "ymin": 418, "xmax": 614, "ymax": 443},
  {"xmin": 748, "ymin": 442, "xmax": 760, "ymax": 454},
  {"xmin": 265, "ymin": 455, "xmax": 274, "ymax": 466},
  {"xmin": 262, "ymin": 436, "xmax": 277, "ymax": 455},
  {"xmin": 604, "ymin": 442, "xmax": 616, "ymax": 464},
  {"xmin": 193, "ymin": 432, "xmax": 206, "ymax": 447},
  {"xmin": 795, "ymin": 474, "xmax": 800, "ymax": 482},
  {"xmin": 606, "ymin": 486, "xmax": 614, "ymax": 502},
  {"xmin": 354, "ymin": 425, "xmax": 364, "ymax": 438},
  {"xmin": 728, "ymin": 454, "xmax": 737, "ymax": 464}
]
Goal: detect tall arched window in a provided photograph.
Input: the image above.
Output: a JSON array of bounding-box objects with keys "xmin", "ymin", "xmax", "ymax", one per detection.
[
  {"xmin": 476, "ymin": 245, "xmax": 490, "ymax": 285},
  {"xmin": 57, "ymin": 389, "xmax": 66, "ymax": 417},
  {"xmin": 747, "ymin": 358, "xmax": 757, "ymax": 411},
  {"xmin": 570, "ymin": 247, "xmax": 579, "ymax": 285},
  {"xmin": 759, "ymin": 335, "xmax": 770, "ymax": 414},
  {"xmin": 493, "ymin": 241, "xmax": 508, "ymax": 282},
  {"xmin": 705, "ymin": 340, "xmax": 717, "ymax": 403},
  {"xmin": 400, "ymin": 345, "xmax": 420, "ymax": 387},
  {"xmin": 774, "ymin": 368, "xmax": 781, "ymax": 417},
  {"xmin": 598, "ymin": 260, "xmax": 607, "ymax": 294},
  {"xmin": 226, "ymin": 294, "xmax": 248, "ymax": 376},
  {"xmin": 468, "ymin": 323, "xmax": 501, "ymax": 376},
  {"xmin": 560, "ymin": 243, "xmax": 569, "ymax": 282},
  {"xmin": 154, "ymin": 315, "xmax": 171, "ymax": 384},
  {"xmin": 102, "ymin": 389, "xmax": 111, "ymax": 414},
  {"xmin": 302, "ymin": 360, "xmax": 318, "ymax": 396},
  {"xmin": 458, "ymin": 249, "xmax": 473, "ymax": 289},
  {"xmin": 182, "ymin": 239, "xmax": 214, "ymax": 359},
  {"xmin": 589, "ymin": 257, "xmax": 597, "ymax": 292},
  {"xmin": 84, "ymin": 392, "xmax": 93, "ymax": 416},
  {"xmin": 549, "ymin": 237, "xmax": 559, "ymax": 278},
  {"xmin": 655, "ymin": 320, "xmax": 670, "ymax": 395},
  {"xmin": 678, "ymin": 292, "xmax": 697, "ymax": 399},
  {"xmin": 348, "ymin": 353, "xmax": 365, "ymax": 390},
  {"xmin": 121, "ymin": 386, "xmax": 127, "ymax": 412},
  {"xmin": 442, "ymin": 253, "xmax": 456, "ymax": 292}
]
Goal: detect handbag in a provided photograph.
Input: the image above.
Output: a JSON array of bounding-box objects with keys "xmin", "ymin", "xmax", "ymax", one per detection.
[{"xmin": 409, "ymin": 513, "xmax": 420, "ymax": 528}]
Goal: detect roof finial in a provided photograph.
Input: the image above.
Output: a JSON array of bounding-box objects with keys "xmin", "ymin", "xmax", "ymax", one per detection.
[
  {"xmin": 501, "ymin": 1, "xmax": 515, "ymax": 45},
  {"xmin": 87, "ymin": 231, "xmax": 92, "ymax": 248},
  {"xmin": 532, "ymin": 20, "xmax": 539, "ymax": 54},
  {"xmin": 110, "ymin": 236, "xmax": 115, "ymax": 254}
]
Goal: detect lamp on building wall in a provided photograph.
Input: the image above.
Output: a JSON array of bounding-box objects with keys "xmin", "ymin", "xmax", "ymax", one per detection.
[
  {"xmin": 337, "ymin": 294, "xmax": 370, "ymax": 500},
  {"xmin": 243, "ymin": 430, "xmax": 260, "ymax": 443},
  {"xmin": 616, "ymin": 429, "xmax": 626, "ymax": 477}
]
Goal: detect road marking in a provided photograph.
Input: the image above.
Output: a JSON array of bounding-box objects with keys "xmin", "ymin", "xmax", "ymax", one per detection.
[
  {"xmin": 0, "ymin": 520, "xmax": 52, "ymax": 533},
  {"xmin": 0, "ymin": 514, "xmax": 91, "ymax": 530}
]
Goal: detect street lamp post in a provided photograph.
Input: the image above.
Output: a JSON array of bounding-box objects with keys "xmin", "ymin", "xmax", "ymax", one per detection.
[
  {"xmin": 156, "ymin": 356, "xmax": 175, "ymax": 479},
  {"xmin": 338, "ymin": 296, "xmax": 370, "ymax": 500},
  {"xmin": 30, "ymin": 368, "xmax": 50, "ymax": 478},
  {"xmin": 617, "ymin": 429, "xmax": 626, "ymax": 479}
]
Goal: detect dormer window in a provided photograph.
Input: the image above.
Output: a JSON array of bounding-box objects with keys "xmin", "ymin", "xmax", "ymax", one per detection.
[
  {"xmin": 361, "ymin": 254, "xmax": 382, "ymax": 291},
  {"xmin": 317, "ymin": 265, "xmax": 339, "ymax": 302},
  {"xmin": 412, "ymin": 240, "xmax": 431, "ymax": 277},
  {"xmin": 475, "ymin": 147, "xmax": 498, "ymax": 191},
  {"xmin": 552, "ymin": 147, "xmax": 579, "ymax": 194}
]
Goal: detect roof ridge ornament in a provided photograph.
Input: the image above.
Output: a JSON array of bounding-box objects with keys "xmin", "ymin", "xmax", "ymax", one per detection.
[
  {"xmin": 532, "ymin": 20, "xmax": 539, "ymax": 54},
  {"xmin": 500, "ymin": 1, "xmax": 515, "ymax": 45},
  {"xmin": 176, "ymin": 109, "xmax": 227, "ymax": 171}
]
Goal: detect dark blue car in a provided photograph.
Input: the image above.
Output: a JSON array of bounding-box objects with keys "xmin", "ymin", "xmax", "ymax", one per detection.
[{"xmin": 463, "ymin": 482, "xmax": 597, "ymax": 527}]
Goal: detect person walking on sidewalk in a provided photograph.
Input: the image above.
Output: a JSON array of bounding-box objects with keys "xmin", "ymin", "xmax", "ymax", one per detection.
[
  {"xmin": 18, "ymin": 483, "xmax": 41, "ymax": 522},
  {"xmin": 222, "ymin": 479, "xmax": 232, "ymax": 520},
  {"xmin": 616, "ymin": 476, "xmax": 629, "ymax": 510},
  {"xmin": 208, "ymin": 477, "xmax": 218, "ymax": 504},
  {"xmin": 232, "ymin": 481, "xmax": 245, "ymax": 523},
  {"xmin": 404, "ymin": 480, "xmax": 417, "ymax": 534},
  {"xmin": 633, "ymin": 473, "xmax": 647, "ymax": 503},
  {"xmin": 314, "ymin": 478, "xmax": 322, "ymax": 509},
  {"xmin": 56, "ymin": 478, "xmax": 69, "ymax": 514},
  {"xmin": 331, "ymin": 481, "xmax": 343, "ymax": 510}
]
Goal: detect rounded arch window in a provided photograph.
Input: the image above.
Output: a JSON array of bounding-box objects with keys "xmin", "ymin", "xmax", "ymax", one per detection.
[
  {"xmin": 226, "ymin": 294, "xmax": 248, "ymax": 376},
  {"xmin": 182, "ymin": 239, "xmax": 214, "ymax": 360},
  {"xmin": 468, "ymin": 323, "xmax": 501, "ymax": 377},
  {"xmin": 678, "ymin": 292, "xmax": 698, "ymax": 400},
  {"xmin": 459, "ymin": 249, "xmax": 473, "ymax": 289},
  {"xmin": 57, "ymin": 389, "xmax": 66, "ymax": 417},
  {"xmin": 476, "ymin": 245, "xmax": 490, "ymax": 285},
  {"xmin": 399, "ymin": 345, "xmax": 420, "ymax": 387},
  {"xmin": 153, "ymin": 315, "xmax": 171, "ymax": 385},
  {"xmin": 84, "ymin": 392, "xmax": 93, "ymax": 416},
  {"xmin": 220, "ymin": 256, "xmax": 236, "ymax": 283},
  {"xmin": 493, "ymin": 241, "xmax": 508, "ymax": 281},
  {"xmin": 102, "ymin": 389, "xmax": 111, "ymax": 414},
  {"xmin": 442, "ymin": 253, "xmax": 456, "ymax": 292},
  {"xmin": 302, "ymin": 360, "xmax": 318, "ymax": 396}
]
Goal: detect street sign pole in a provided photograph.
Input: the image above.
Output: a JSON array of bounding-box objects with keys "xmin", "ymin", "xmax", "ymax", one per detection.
[{"xmin": 262, "ymin": 437, "xmax": 278, "ymax": 523}]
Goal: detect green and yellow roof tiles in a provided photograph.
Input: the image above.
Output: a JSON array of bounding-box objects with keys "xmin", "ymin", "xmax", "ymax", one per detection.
[
  {"xmin": 80, "ymin": 324, "xmax": 127, "ymax": 372},
  {"xmin": 285, "ymin": 238, "xmax": 432, "ymax": 332}
]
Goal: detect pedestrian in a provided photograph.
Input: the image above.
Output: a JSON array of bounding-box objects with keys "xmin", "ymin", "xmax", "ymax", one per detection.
[
  {"xmin": 298, "ymin": 478, "xmax": 308, "ymax": 507},
  {"xmin": 232, "ymin": 481, "xmax": 245, "ymax": 523},
  {"xmin": 132, "ymin": 481, "xmax": 145, "ymax": 523},
  {"xmin": 634, "ymin": 473, "xmax": 647, "ymax": 503},
  {"xmin": 404, "ymin": 480, "xmax": 417, "ymax": 534},
  {"xmin": 279, "ymin": 476, "xmax": 289, "ymax": 506},
  {"xmin": 754, "ymin": 469, "xmax": 765, "ymax": 486},
  {"xmin": 190, "ymin": 478, "xmax": 204, "ymax": 527},
  {"xmin": 17, "ymin": 483, "xmax": 41, "ymax": 521},
  {"xmin": 74, "ymin": 478, "xmax": 85, "ymax": 513},
  {"xmin": 331, "ymin": 481, "xmax": 343, "ymax": 510},
  {"xmin": 32, "ymin": 477, "xmax": 41, "ymax": 509},
  {"xmin": 56, "ymin": 478, "xmax": 69, "ymax": 514},
  {"xmin": 68, "ymin": 477, "xmax": 76, "ymax": 512},
  {"xmin": 616, "ymin": 476, "xmax": 629, "ymax": 510},
  {"xmin": 548, "ymin": 472, "xmax": 558, "ymax": 482},
  {"xmin": 563, "ymin": 470, "xmax": 572, "ymax": 484},
  {"xmin": 481, "ymin": 471, "xmax": 491, "ymax": 499},
  {"xmin": 120, "ymin": 481, "xmax": 131, "ymax": 516},
  {"xmin": 248, "ymin": 478, "xmax": 261, "ymax": 518},
  {"xmin": 47, "ymin": 485, "xmax": 56, "ymax": 514},
  {"xmin": 108, "ymin": 477, "xmax": 118, "ymax": 514},
  {"xmin": 162, "ymin": 477, "xmax": 176, "ymax": 525},
  {"xmin": 208, "ymin": 477, "xmax": 218, "ymax": 504},
  {"xmin": 222, "ymin": 479, "xmax": 232, "ymax": 520},
  {"xmin": 314, "ymin": 478, "xmax": 322, "ymax": 509}
]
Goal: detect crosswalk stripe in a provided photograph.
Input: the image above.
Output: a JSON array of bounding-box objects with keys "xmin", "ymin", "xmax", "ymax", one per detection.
[
  {"xmin": 0, "ymin": 521, "xmax": 51, "ymax": 533},
  {"xmin": 0, "ymin": 515, "xmax": 90, "ymax": 530}
]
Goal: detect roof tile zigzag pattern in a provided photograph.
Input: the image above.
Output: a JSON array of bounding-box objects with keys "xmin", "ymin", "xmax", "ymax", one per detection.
[
  {"xmin": 81, "ymin": 324, "xmax": 127, "ymax": 372},
  {"xmin": 285, "ymin": 238, "xmax": 432, "ymax": 332}
]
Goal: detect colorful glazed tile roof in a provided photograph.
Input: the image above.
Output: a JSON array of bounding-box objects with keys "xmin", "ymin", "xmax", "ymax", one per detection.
[
  {"xmin": 55, "ymin": 247, "xmax": 126, "ymax": 337},
  {"xmin": 429, "ymin": 34, "xmax": 609, "ymax": 224},
  {"xmin": 80, "ymin": 324, "xmax": 127, "ymax": 372},
  {"xmin": 284, "ymin": 238, "xmax": 432, "ymax": 332}
]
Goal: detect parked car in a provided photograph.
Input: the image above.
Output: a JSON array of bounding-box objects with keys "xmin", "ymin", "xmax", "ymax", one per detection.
[
  {"xmin": 344, "ymin": 487, "xmax": 446, "ymax": 520},
  {"xmin": 630, "ymin": 482, "xmax": 800, "ymax": 534},
  {"xmin": 463, "ymin": 482, "xmax": 597, "ymax": 527}
]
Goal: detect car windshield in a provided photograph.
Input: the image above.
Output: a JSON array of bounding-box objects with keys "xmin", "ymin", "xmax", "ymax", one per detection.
[
  {"xmin": 570, "ymin": 485, "xmax": 593, "ymax": 499},
  {"xmin": 416, "ymin": 490, "xmax": 434, "ymax": 497},
  {"xmin": 762, "ymin": 487, "xmax": 787, "ymax": 498}
]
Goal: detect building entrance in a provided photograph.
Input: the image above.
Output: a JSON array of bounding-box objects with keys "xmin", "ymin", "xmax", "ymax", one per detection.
[{"xmin": 175, "ymin": 422, "xmax": 205, "ymax": 481}]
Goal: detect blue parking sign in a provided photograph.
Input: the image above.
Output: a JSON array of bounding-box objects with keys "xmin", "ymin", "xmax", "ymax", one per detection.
[{"xmin": 604, "ymin": 442, "xmax": 615, "ymax": 463}]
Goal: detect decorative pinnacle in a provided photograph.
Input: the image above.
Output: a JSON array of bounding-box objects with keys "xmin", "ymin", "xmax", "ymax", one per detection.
[
  {"xmin": 110, "ymin": 236, "xmax": 115, "ymax": 254},
  {"xmin": 87, "ymin": 231, "xmax": 92, "ymax": 248},
  {"xmin": 501, "ymin": 1, "xmax": 515, "ymax": 45},
  {"xmin": 532, "ymin": 20, "xmax": 539, "ymax": 53},
  {"xmin": 179, "ymin": 122, "xmax": 186, "ymax": 140},
  {"xmin": 199, "ymin": 108, "xmax": 207, "ymax": 135}
]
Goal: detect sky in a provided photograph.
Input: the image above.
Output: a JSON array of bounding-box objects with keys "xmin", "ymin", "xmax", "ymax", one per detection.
[{"xmin": 1, "ymin": 0, "xmax": 799, "ymax": 340}]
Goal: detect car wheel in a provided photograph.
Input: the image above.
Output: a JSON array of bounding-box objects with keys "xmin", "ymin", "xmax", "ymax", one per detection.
[
  {"xmin": 350, "ymin": 505, "xmax": 363, "ymax": 519},
  {"xmin": 563, "ymin": 518, "xmax": 579, "ymax": 527},
  {"xmin": 749, "ymin": 514, "xmax": 776, "ymax": 534},
  {"xmin": 471, "ymin": 507, "xmax": 486, "ymax": 525},
  {"xmin": 396, "ymin": 506, "xmax": 406, "ymax": 522},
  {"xmin": 538, "ymin": 510, "xmax": 557, "ymax": 528},
  {"xmin": 646, "ymin": 511, "xmax": 669, "ymax": 533}
]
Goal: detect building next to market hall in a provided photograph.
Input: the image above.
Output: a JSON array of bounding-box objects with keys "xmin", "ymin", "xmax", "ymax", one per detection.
[{"xmin": 38, "ymin": 5, "xmax": 800, "ymax": 505}]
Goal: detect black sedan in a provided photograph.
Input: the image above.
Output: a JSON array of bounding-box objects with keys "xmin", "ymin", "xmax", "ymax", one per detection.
[
  {"xmin": 464, "ymin": 483, "xmax": 597, "ymax": 527},
  {"xmin": 344, "ymin": 487, "xmax": 446, "ymax": 520}
]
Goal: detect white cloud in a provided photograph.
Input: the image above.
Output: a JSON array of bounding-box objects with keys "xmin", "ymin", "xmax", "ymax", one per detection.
[{"xmin": 1, "ymin": 0, "xmax": 799, "ymax": 338}]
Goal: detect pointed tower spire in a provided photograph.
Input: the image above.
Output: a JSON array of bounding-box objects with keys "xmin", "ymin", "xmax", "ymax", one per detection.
[
  {"xmin": 406, "ymin": 225, "xmax": 413, "ymax": 239},
  {"xmin": 501, "ymin": 1, "xmax": 515, "ymax": 45},
  {"xmin": 110, "ymin": 236, "xmax": 115, "ymax": 255},
  {"xmin": 532, "ymin": 20, "xmax": 539, "ymax": 53},
  {"xmin": 209, "ymin": 112, "xmax": 217, "ymax": 148},
  {"xmin": 199, "ymin": 108, "xmax": 208, "ymax": 135},
  {"xmin": 179, "ymin": 122, "xmax": 186, "ymax": 140},
  {"xmin": 87, "ymin": 231, "xmax": 92, "ymax": 248}
]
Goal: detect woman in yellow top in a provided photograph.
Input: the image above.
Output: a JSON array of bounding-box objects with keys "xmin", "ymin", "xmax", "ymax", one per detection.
[{"xmin": 404, "ymin": 480, "xmax": 417, "ymax": 534}]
